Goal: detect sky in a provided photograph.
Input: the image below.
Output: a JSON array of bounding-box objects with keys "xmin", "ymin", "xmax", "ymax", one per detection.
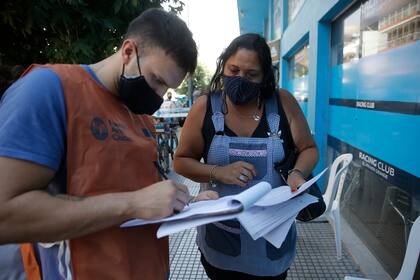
[{"xmin": 175, "ymin": 0, "xmax": 240, "ymax": 74}]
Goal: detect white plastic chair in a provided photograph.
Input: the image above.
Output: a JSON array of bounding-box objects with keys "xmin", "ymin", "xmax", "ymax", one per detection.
[
  {"xmin": 314, "ymin": 153, "xmax": 353, "ymax": 260},
  {"xmin": 344, "ymin": 215, "xmax": 420, "ymax": 280},
  {"xmin": 378, "ymin": 186, "xmax": 416, "ymax": 247}
]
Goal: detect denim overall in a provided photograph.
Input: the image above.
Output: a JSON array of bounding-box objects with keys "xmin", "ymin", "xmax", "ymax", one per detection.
[{"xmin": 197, "ymin": 91, "xmax": 297, "ymax": 276}]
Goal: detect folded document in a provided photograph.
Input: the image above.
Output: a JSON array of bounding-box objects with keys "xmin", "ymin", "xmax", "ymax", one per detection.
[{"xmin": 121, "ymin": 168, "xmax": 328, "ymax": 248}]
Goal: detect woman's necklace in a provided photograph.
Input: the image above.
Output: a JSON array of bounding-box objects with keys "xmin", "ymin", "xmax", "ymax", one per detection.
[
  {"xmin": 230, "ymin": 103, "xmax": 262, "ymax": 122},
  {"xmin": 253, "ymin": 113, "xmax": 261, "ymax": 121}
]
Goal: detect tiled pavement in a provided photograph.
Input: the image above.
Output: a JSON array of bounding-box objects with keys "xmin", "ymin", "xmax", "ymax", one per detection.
[{"xmin": 167, "ymin": 171, "xmax": 365, "ymax": 280}]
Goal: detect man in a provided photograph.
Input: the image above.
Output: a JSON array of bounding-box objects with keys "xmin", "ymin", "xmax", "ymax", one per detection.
[
  {"xmin": 0, "ymin": 8, "xmax": 216, "ymax": 280},
  {"xmin": 161, "ymin": 90, "xmax": 178, "ymax": 110}
]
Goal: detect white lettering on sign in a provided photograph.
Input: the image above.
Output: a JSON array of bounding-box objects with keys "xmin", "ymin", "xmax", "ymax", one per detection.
[
  {"xmin": 378, "ymin": 161, "xmax": 395, "ymax": 176},
  {"xmin": 359, "ymin": 152, "xmax": 377, "ymax": 167},
  {"xmin": 356, "ymin": 101, "xmax": 375, "ymax": 109},
  {"xmin": 358, "ymin": 152, "xmax": 395, "ymax": 178}
]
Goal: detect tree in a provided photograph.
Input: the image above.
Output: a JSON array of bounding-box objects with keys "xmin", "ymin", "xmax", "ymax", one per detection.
[
  {"xmin": 0, "ymin": 0, "xmax": 184, "ymax": 66},
  {"xmin": 177, "ymin": 63, "xmax": 210, "ymax": 96}
]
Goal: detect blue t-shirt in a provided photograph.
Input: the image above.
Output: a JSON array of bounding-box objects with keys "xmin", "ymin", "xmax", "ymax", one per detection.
[
  {"xmin": 0, "ymin": 64, "xmax": 103, "ymax": 170},
  {"xmin": 0, "ymin": 67, "xmax": 67, "ymax": 170},
  {"xmin": 0, "ymin": 64, "xmax": 104, "ymax": 279}
]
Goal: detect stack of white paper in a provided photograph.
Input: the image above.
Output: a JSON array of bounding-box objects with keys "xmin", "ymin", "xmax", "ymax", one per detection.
[
  {"xmin": 238, "ymin": 193, "xmax": 317, "ymax": 248},
  {"xmin": 121, "ymin": 168, "xmax": 328, "ymax": 248}
]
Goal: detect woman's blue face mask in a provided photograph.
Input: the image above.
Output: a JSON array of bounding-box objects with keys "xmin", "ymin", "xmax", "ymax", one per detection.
[{"xmin": 222, "ymin": 75, "xmax": 261, "ymax": 105}]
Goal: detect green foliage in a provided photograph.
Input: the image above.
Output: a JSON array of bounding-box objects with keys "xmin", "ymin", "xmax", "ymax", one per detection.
[
  {"xmin": 0, "ymin": 0, "xmax": 184, "ymax": 66},
  {"xmin": 177, "ymin": 63, "xmax": 210, "ymax": 96}
]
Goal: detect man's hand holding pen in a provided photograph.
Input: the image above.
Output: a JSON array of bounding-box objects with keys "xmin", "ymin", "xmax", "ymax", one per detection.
[
  {"xmin": 129, "ymin": 180, "xmax": 190, "ymax": 219},
  {"xmin": 152, "ymin": 161, "xmax": 219, "ymax": 215}
]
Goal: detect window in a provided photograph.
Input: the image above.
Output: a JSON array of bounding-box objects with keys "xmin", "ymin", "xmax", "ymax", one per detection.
[
  {"xmin": 288, "ymin": 0, "xmax": 306, "ymax": 24},
  {"xmin": 287, "ymin": 43, "xmax": 309, "ymax": 116},
  {"xmin": 265, "ymin": 16, "xmax": 271, "ymax": 39},
  {"xmin": 331, "ymin": 4, "xmax": 361, "ymax": 65},
  {"xmin": 362, "ymin": 0, "xmax": 419, "ymax": 56},
  {"xmin": 289, "ymin": 44, "xmax": 310, "ymax": 80},
  {"xmin": 332, "ymin": 0, "xmax": 420, "ymax": 66},
  {"xmin": 273, "ymin": 0, "xmax": 282, "ymax": 39}
]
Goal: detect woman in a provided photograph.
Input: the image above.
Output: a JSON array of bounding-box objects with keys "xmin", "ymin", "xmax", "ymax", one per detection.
[{"xmin": 173, "ymin": 33, "xmax": 318, "ymax": 279}]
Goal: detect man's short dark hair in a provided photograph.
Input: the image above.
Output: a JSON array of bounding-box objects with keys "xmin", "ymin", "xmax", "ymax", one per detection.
[{"xmin": 125, "ymin": 8, "xmax": 197, "ymax": 74}]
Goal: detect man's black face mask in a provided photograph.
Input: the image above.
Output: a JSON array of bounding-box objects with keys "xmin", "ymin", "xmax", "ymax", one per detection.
[{"xmin": 117, "ymin": 48, "xmax": 163, "ymax": 115}]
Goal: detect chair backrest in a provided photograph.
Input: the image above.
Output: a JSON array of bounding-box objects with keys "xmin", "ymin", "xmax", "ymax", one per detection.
[
  {"xmin": 323, "ymin": 153, "xmax": 353, "ymax": 212},
  {"xmin": 396, "ymin": 215, "xmax": 420, "ymax": 280}
]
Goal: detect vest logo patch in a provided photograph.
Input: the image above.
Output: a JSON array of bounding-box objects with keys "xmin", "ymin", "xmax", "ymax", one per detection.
[
  {"xmin": 90, "ymin": 117, "xmax": 132, "ymax": 142},
  {"xmin": 108, "ymin": 120, "xmax": 131, "ymax": 141},
  {"xmin": 90, "ymin": 117, "xmax": 108, "ymax": 140}
]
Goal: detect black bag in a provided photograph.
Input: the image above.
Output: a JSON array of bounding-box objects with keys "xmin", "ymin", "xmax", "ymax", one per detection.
[
  {"xmin": 273, "ymin": 95, "xmax": 326, "ymax": 222},
  {"xmin": 296, "ymin": 178, "xmax": 326, "ymax": 221}
]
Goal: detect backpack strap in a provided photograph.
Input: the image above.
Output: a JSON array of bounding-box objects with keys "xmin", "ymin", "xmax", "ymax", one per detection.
[
  {"xmin": 276, "ymin": 91, "xmax": 296, "ymax": 152},
  {"xmin": 265, "ymin": 93, "xmax": 281, "ymax": 136}
]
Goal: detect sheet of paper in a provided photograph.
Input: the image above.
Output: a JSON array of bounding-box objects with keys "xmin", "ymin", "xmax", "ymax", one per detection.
[
  {"xmin": 239, "ymin": 201, "xmax": 296, "ymax": 239},
  {"xmin": 233, "ymin": 181, "xmax": 271, "ymax": 209},
  {"xmin": 157, "ymin": 212, "xmax": 239, "ymax": 238},
  {"xmin": 253, "ymin": 185, "xmax": 291, "ymax": 207},
  {"xmin": 263, "ymin": 215, "xmax": 297, "ymax": 248},
  {"xmin": 254, "ymin": 167, "xmax": 328, "ymax": 207},
  {"xmin": 158, "ymin": 192, "xmax": 316, "ymax": 239},
  {"xmin": 121, "ymin": 195, "xmax": 242, "ymax": 228},
  {"xmin": 256, "ymin": 194, "xmax": 317, "ymax": 238},
  {"xmin": 238, "ymin": 193, "xmax": 318, "ymax": 240},
  {"xmin": 291, "ymin": 168, "xmax": 328, "ymax": 197},
  {"xmin": 121, "ymin": 168, "xmax": 328, "ymax": 242},
  {"xmin": 121, "ymin": 180, "xmax": 271, "ymax": 228},
  {"xmin": 155, "ymin": 182, "xmax": 271, "ymax": 238}
]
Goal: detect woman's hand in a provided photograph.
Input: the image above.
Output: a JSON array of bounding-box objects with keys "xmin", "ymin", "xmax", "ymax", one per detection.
[
  {"xmin": 287, "ymin": 170, "xmax": 306, "ymax": 192},
  {"xmin": 194, "ymin": 191, "xmax": 219, "ymax": 202},
  {"xmin": 214, "ymin": 161, "xmax": 257, "ymax": 187}
]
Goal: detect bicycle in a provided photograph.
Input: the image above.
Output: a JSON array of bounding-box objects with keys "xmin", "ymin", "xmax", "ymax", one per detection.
[
  {"xmin": 155, "ymin": 120, "xmax": 179, "ymax": 174},
  {"xmin": 167, "ymin": 121, "xmax": 179, "ymax": 159}
]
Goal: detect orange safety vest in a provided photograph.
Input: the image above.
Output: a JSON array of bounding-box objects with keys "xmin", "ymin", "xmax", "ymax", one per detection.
[{"xmin": 20, "ymin": 64, "xmax": 169, "ymax": 280}]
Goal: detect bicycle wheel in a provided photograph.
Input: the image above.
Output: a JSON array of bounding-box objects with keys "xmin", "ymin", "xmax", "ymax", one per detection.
[
  {"xmin": 156, "ymin": 133, "xmax": 167, "ymax": 171},
  {"xmin": 157, "ymin": 146, "xmax": 165, "ymax": 171},
  {"xmin": 172, "ymin": 129, "xmax": 179, "ymax": 150},
  {"xmin": 162, "ymin": 142, "xmax": 171, "ymax": 173},
  {"xmin": 169, "ymin": 129, "xmax": 179, "ymax": 160}
]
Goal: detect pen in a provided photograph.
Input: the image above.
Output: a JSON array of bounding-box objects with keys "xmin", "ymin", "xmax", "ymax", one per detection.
[
  {"xmin": 153, "ymin": 161, "xmax": 189, "ymax": 212},
  {"xmin": 154, "ymin": 161, "xmax": 168, "ymax": 180}
]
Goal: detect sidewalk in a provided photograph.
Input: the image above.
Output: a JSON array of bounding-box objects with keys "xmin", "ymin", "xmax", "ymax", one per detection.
[{"xmin": 167, "ymin": 171, "xmax": 365, "ymax": 280}]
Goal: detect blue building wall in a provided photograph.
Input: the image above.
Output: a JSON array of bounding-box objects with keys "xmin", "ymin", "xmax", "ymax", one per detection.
[
  {"xmin": 237, "ymin": 0, "xmax": 420, "ymax": 277},
  {"xmin": 237, "ymin": 0, "xmax": 419, "ymax": 180},
  {"xmin": 329, "ymin": 42, "xmax": 420, "ymax": 177},
  {"xmin": 237, "ymin": 0, "xmax": 269, "ymax": 36},
  {"xmin": 238, "ymin": 0, "xmax": 356, "ymax": 178},
  {"xmin": 280, "ymin": 0, "xmax": 355, "ymax": 177}
]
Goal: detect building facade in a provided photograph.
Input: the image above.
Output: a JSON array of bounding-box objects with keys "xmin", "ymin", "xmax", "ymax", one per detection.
[{"xmin": 237, "ymin": 0, "xmax": 420, "ymax": 277}]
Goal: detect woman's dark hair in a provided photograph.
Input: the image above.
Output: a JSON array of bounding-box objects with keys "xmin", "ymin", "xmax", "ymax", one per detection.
[
  {"xmin": 125, "ymin": 8, "xmax": 197, "ymax": 75},
  {"xmin": 209, "ymin": 33, "xmax": 276, "ymax": 100}
]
